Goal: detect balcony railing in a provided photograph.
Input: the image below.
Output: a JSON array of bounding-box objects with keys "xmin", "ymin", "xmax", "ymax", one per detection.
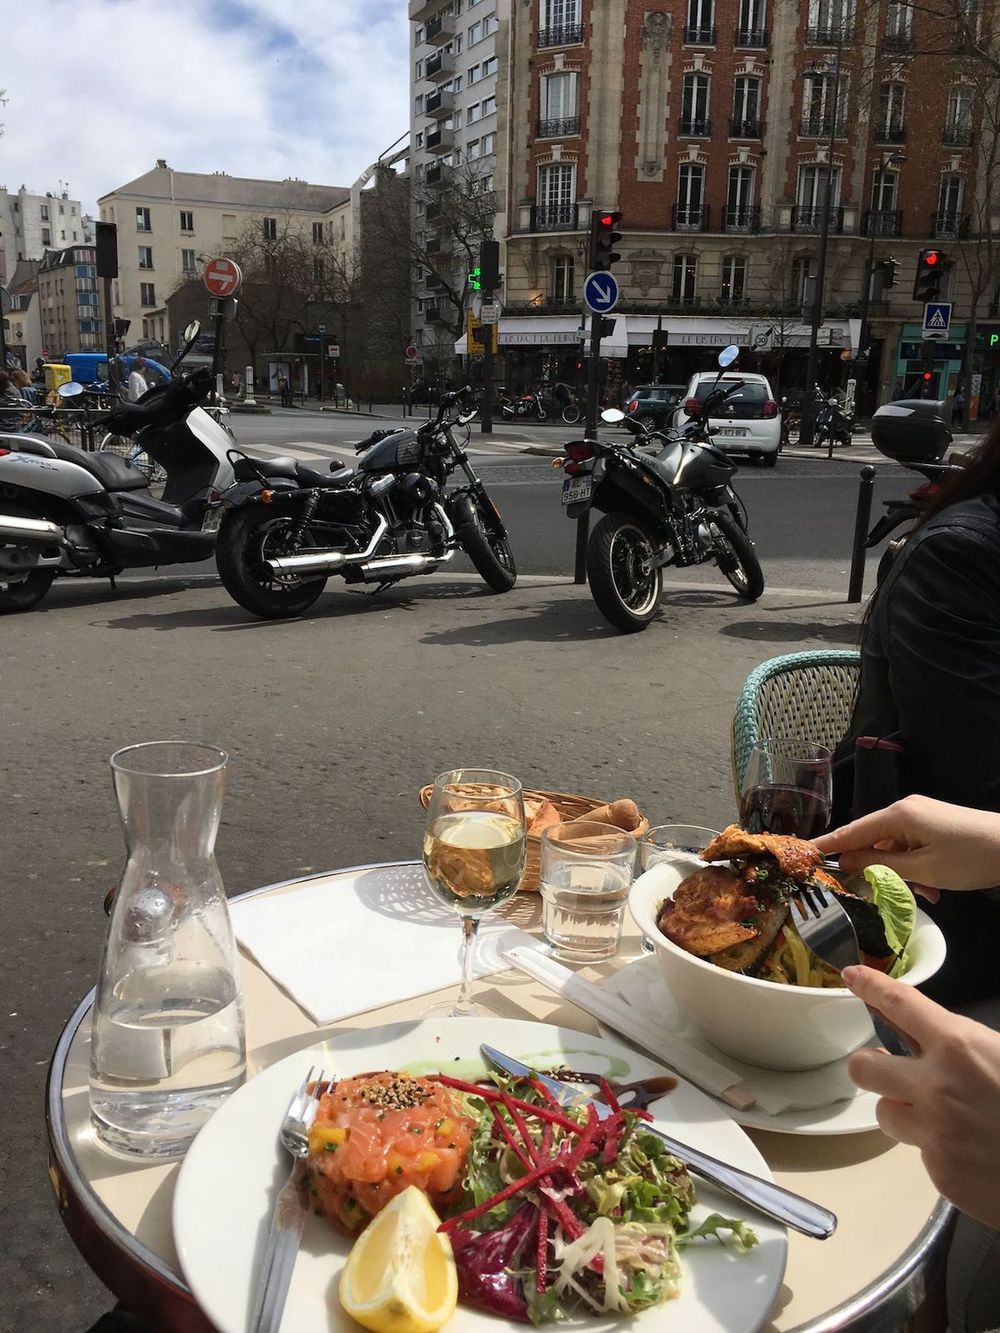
[
  {"xmin": 424, "ymin": 13, "xmax": 456, "ymax": 44},
  {"xmin": 863, "ymin": 208, "xmax": 902, "ymax": 236},
  {"xmin": 874, "ymin": 123, "xmax": 906, "ymax": 145},
  {"xmin": 425, "ymin": 126, "xmax": 454, "ymax": 155},
  {"xmin": 424, "ymin": 50, "xmax": 455, "ymax": 82},
  {"xmin": 799, "ymin": 114, "xmax": 847, "ymax": 138},
  {"xmin": 730, "ymin": 117, "xmax": 761, "ymax": 138},
  {"xmin": 791, "ymin": 205, "xmax": 845, "ymax": 233},
  {"xmin": 882, "ymin": 31, "xmax": 913, "ymax": 51},
  {"xmin": 942, "ymin": 123, "xmax": 974, "ymax": 147},
  {"xmin": 679, "ymin": 116, "xmax": 711, "ymax": 136},
  {"xmin": 724, "ymin": 205, "xmax": 761, "ymax": 232},
  {"xmin": 538, "ymin": 22, "xmax": 583, "ymax": 47},
  {"xmin": 424, "ymin": 162, "xmax": 449, "ymax": 186},
  {"xmin": 536, "ymin": 116, "xmax": 581, "ymax": 138},
  {"xmin": 932, "ymin": 210, "xmax": 970, "ymax": 239},
  {"xmin": 424, "ymin": 302, "xmax": 444, "ymax": 322},
  {"xmin": 531, "ymin": 202, "xmax": 581, "ymax": 232},
  {"xmin": 424, "ymin": 88, "xmax": 455, "ymax": 119},
  {"xmin": 683, "ymin": 24, "xmax": 716, "ymax": 42},
  {"xmin": 672, "ymin": 203, "xmax": 711, "ymax": 231},
  {"xmin": 807, "ymin": 24, "xmax": 854, "ymax": 43},
  {"xmin": 735, "ymin": 26, "xmax": 767, "ymax": 46}
]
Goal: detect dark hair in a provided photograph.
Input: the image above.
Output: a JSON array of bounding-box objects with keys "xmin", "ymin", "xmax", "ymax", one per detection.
[
  {"xmin": 917, "ymin": 416, "xmax": 1000, "ymax": 528},
  {"xmin": 0, "ymin": 371, "xmax": 9, "ymax": 394}
]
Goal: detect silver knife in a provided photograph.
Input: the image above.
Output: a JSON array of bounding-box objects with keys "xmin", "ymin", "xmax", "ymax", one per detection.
[
  {"xmin": 248, "ymin": 1161, "xmax": 309, "ymax": 1332},
  {"xmin": 481, "ymin": 1043, "xmax": 837, "ymax": 1240}
]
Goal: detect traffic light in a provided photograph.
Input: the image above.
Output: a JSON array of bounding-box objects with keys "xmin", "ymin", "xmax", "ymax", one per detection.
[
  {"xmin": 913, "ymin": 249, "xmax": 947, "ymax": 301},
  {"xmin": 479, "ymin": 239, "xmax": 500, "ymax": 296},
  {"xmin": 467, "ymin": 266, "xmax": 482, "ymax": 292},
  {"xmin": 877, "ymin": 256, "xmax": 899, "ymax": 289},
  {"xmin": 95, "ymin": 221, "xmax": 118, "ymax": 280},
  {"xmin": 589, "ymin": 210, "xmax": 623, "ymax": 272},
  {"xmin": 598, "ymin": 317, "xmax": 617, "ymax": 338},
  {"xmin": 652, "ymin": 329, "xmax": 669, "ymax": 353}
]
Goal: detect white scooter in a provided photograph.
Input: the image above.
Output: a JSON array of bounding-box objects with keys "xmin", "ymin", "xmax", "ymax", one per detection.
[{"xmin": 0, "ymin": 321, "xmax": 236, "ymax": 612}]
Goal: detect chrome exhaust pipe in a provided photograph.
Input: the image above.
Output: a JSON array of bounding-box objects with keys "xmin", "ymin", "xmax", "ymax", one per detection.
[
  {"xmin": 265, "ymin": 514, "xmax": 389, "ymax": 575},
  {"xmin": 358, "ymin": 549, "xmax": 454, "ymax": 582},
  {"xmin": 0, "ymin": 513, "xmax": 67, "ymax": 549}
]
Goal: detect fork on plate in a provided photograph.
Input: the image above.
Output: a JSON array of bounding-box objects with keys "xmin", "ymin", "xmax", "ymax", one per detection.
[
  {"xmin": 248, "ymin": 1064, "xmax": 328, "ymax": 1333},
  {"xmin": 790, "ymin": 884, "xmax": 915, "ymax": 1058}
]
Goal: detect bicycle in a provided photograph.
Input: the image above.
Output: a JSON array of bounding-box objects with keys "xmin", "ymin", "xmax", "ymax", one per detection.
[{"xmin": 10, "ymin": 402, "xmax": 73, "ymax": 445}]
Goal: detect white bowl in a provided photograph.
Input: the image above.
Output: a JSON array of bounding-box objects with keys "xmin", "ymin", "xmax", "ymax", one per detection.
[{"xmin": 628, "ymin": 856, "xmax": 947, "ymax": 1072}]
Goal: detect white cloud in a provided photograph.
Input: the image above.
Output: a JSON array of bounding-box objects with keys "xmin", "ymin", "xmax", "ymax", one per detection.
[{"xmin": 0, "ymin": 0, "xmax": 411, "ymax": 213}]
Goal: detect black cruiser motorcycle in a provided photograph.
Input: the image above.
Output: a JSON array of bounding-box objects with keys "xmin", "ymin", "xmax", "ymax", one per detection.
[
  {"xmin": 559, "ymin": 346, "xmax": 764, "ymax": 632},
  {"xmin": 215, "ymin": 388, "xmax": 515, "ymax": 619}
]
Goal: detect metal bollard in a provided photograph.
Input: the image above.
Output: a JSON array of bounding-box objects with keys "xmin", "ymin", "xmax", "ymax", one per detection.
[{"xmin": 847, "ymin": 465, "xmax": 877, "ymax": 603}]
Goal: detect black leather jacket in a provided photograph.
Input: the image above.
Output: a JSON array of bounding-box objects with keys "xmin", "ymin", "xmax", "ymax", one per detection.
[{"xmin": 836, "ymin": 492, "xmax": 1000, "ymax": 1003}]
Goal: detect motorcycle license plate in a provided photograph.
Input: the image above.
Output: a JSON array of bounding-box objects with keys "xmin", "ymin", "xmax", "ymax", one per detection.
[
  {"xmin": 202, "ymin": 506, "xmax": 223, "ymax": 534},
  {"xmin": 717, "ymin": 427, "xmax": 748, "ymax": 437},
  {"xmin": 561, "ymin": 476, "xmax": 592, "ymax": 506}
]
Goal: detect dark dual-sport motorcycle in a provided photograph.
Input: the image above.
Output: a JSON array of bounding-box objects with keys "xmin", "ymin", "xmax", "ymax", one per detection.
[
  {"xmin": 216, "ymin": 387, "xmax": 516, "ymax": 619},
  {"xmin": 559, "ymin": 345, "xmax": 764, "ymax": 633}
]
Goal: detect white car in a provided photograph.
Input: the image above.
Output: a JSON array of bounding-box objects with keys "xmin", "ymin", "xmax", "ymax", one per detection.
[{"xmin": 671, "ymin": 371, "xmax": 781, "ymax": 467}]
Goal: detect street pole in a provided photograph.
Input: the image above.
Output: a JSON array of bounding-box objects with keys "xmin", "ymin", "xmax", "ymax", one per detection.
[
  {"xmin": 575, "ymin": 314, "xmax": 604, "ymax": 583},
  {"xmin": 102, "ymin": 276, "xmax": 119, "ymax": 391},
  {"xmin": 651, "ymin": 314, "xmax": 663, "ymax": 382},
  {"xmin": 799, "ymin": 35, "xmax": 843, "ymax": 449},
  {"xmin": 209, "ymin": 300, "xmax": 227, "ymax": 406},
  {"xmin": 318, "ymin": 324, "xmax": 326, "ymax": 404},
  {"xmin": 0, "ymin": 298, "xmax": 8, "ymax": 371},
  {"xmin": 481, "ymin": 324, "xmax": 494, "ymax": 435}
]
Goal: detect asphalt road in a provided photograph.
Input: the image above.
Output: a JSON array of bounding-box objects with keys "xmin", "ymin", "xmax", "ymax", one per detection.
[{"xmin": 2, "ymin": 408, "xmax": 911, "ymax": 1332}]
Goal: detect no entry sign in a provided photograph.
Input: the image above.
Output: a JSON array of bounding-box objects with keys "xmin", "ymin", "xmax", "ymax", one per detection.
[{"xmin": 203, "ymin": 257, "xmax": 243, "ymax": 298}]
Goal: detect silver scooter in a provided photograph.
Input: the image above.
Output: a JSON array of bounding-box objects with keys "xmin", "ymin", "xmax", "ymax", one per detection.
[{"xmin": 0, "ymin": 322, "xmax": 236, "ymax": 612}]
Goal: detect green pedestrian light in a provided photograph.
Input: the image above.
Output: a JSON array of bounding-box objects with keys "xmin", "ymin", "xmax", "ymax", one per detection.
[{"xmin": 468, "ymin": 266, "xmax": 482, "ymax": 291}]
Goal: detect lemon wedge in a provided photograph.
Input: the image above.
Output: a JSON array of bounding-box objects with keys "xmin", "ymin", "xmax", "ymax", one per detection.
[{"xmin": 339, "ymin": 1186, "xmax": 458, "ymax": 1333}]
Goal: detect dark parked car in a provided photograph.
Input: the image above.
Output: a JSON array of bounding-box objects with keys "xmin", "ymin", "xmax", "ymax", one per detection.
[{"xmin": 625, "ymin": 384, "xmax": 688, "ymax": 430}]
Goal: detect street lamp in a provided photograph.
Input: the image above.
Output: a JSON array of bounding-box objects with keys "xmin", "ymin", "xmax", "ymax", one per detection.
[{"xmin": 799, "ymin": 33, "xmax": 845, "ymax": 448}]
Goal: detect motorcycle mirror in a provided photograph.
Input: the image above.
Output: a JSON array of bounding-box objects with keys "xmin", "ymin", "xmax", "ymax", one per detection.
[
  {"xmin": 828, "ymin": 396, "xmax": 838, "ymax": 405},
  {"xmin": 718, "ymin": 345, "xmax": 740, "ymax": 368},
  {"xmin": 601, "ymin": 408, "xmax": 626, "ymax": 424},
  {"xmin": 183, "ymin": 320, "xmax": 201, "ymax": 342},
  {"xmin": 58, "ymin": 382, "xmax": 85, "ymax": 399},
  {"xmin": 456, "ymin": 407, "xmax": 478, "ymax": 424}
]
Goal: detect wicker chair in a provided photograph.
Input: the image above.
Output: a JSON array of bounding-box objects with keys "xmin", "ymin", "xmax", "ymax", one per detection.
[{"xmin": 731, "ymin": 649, "xmax": 862, "ymax": 800}]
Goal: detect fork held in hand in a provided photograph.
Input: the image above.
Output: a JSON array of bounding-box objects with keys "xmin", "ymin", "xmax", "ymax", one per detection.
[
  {"xmin": 791, "ymin": 885, "xmax": 915, "ymax": 1058},
  {"xmin": 249, "ymin": 1064, "xmax": 328, "ymax": 1333}
]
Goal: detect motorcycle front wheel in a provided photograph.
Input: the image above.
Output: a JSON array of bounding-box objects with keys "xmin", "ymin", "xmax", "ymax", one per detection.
[
  {"xmin": 587, "ymin": 512, "xmax": 662, "ymax": 633},
  {"xmin": 561, "ymin": 403, "xmax": 581, "ymax": 425},
  {"xmin": 454, "ymin": 497, "xmax": 517, "ymax": 592},
  {"xmin": 710, "ymin": 510, "xmax": 764, "ymax": 601},
  {"xmin": 216, "ymin": 506, "xmax": 328, "ymax": 619}
]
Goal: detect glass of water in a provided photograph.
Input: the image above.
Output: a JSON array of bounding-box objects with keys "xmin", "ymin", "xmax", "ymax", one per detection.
[
  {"xmin": 540, "ymin": 822, "xmax": 636, "ymax": 963},
  {"xmin": 640, "ymin": 825, "xmax": 721, "ymax": 871}
]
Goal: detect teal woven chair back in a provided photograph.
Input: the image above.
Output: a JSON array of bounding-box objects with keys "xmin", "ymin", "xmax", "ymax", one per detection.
[{"xmin": 731, "ymin": 649, "xmax": 861, "ymax": 799}]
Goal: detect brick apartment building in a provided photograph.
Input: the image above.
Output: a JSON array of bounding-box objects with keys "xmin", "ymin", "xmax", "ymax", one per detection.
[{"xmin": 487, "ymin": 0, "xmax": 1000, "ymax": 415}]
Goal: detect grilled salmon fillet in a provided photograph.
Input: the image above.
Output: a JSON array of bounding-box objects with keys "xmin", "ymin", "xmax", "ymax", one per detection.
[
  {"xmin": 700, "ymin": 824, "xmax": 823, "ymax": 879},
  {"xmin": 656, "ymin": 866, "xmax": 760, "ymax": 956}
]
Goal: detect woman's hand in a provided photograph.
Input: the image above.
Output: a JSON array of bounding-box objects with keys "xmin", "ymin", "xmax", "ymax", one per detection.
[
  {"xmin": 814, "ymin": 794, "xmax": 1000, "ymax": 899},
  {"xmin": 845, "ymin": 965, "xmax": 1000, "ymax": 1229}
]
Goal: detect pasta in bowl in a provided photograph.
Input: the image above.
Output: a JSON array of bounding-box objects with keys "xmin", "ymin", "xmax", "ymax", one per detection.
[{"xmin": 628, "ymin": 827, "xmax": 946, "ymax": 1071}]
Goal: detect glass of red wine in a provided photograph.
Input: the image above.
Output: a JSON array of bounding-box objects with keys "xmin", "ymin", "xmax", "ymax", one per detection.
[{"xmin": 739, "ymin": 738, "xmax": 833, "ymax": 838}]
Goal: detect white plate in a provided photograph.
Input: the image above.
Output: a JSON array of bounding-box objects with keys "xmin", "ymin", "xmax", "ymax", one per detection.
[
  {"xmin": 597, "ymin": 957, "xmax": 882, "ymax": 1136},
  {"xmin": 174, "ymin": 1018, "xmax": 786, "ymax": 1333}
]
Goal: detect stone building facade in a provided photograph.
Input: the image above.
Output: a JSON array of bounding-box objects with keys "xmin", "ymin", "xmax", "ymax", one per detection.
[{"xmin": 495, "ymin": 0, "xmax": 1000, "ymax": 412}]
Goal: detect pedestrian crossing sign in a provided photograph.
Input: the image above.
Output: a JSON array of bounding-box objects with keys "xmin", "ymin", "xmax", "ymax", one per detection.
[{"xmin": 922, "ymin": 302, "xmax": 952, "ymax": 338}]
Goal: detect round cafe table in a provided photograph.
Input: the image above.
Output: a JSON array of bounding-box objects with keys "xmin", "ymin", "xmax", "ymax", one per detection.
[{"xmin": 47, "ymin": 862, "xmax": 954, "ymax": 1333}]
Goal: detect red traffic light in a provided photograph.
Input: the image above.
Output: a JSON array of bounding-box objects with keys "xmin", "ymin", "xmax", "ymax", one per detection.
[
  {"xmin": 922, "ymin": 371, "xmax": 934, "ymax": 380},
  {"xmin": 925, "ymin": 251, "xmax": 941, "ymax": 266},
  {"xmin": 599, "ymin": 214, "xmax": 615, "ymax": 226}
]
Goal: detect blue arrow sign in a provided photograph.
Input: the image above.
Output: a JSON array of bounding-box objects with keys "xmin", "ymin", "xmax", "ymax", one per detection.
[{"xmin": 584, "ymin": 271, "xmax": 620, "ymax": 314}]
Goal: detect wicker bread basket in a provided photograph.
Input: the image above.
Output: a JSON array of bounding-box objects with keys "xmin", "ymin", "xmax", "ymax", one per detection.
[{"xmin": 418, "ymin": 786, "xmax": 650, "ymax": 892}]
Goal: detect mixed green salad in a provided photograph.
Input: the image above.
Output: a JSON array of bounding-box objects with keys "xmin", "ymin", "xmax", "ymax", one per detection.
[{"xmin": 433, "ymin": 1072, "xmax": 757, "ymax": 1324}]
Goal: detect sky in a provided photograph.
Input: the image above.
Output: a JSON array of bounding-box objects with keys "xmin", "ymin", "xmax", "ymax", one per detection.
[{"xmin": 0, "ymin": 0, "xmax": 411, "ymax": 214}]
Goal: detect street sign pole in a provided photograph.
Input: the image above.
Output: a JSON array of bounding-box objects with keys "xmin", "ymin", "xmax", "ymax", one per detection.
[
  {"xmin": 317, "ymin": 323, "xmax": 326, "ymax": 404},
  {"xmin": 479, "ymin": 239, "xmax": 499, "ymax": 437},
  {"xmin": 575, "ymin": 313, "xmax": 604, "ymax": 584}
]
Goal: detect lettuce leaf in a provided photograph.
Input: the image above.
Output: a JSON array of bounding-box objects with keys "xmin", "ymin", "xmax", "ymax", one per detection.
[
  {"xmin": 678, "ymin": 1212, "xmax": 759, "ymax": 1250},
  {"xmin": 864, "ymin": 865, "xmax": 917, "ymax": 978}
]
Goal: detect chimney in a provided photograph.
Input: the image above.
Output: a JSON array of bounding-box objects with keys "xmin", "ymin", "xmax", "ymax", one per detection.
[{"xmin": 156, "ymin": 159, "xmax": 168, "ymax": 169}]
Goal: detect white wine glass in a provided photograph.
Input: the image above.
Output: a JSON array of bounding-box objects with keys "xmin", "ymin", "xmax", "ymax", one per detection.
[{"xmin": 422, "ymin": 769, "xmax": 526, "ymax": 1018}]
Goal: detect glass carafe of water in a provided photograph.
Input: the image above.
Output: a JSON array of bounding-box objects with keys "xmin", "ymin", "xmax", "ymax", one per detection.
[{"xmin": 89, "ymin": 742, "xmax": 246, "ymax": 1158}]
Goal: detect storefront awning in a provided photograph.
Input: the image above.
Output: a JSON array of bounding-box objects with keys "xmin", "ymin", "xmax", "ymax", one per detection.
[{"xmin": 455, "ymin": 315, "xmax": 861, "ymax": 356}]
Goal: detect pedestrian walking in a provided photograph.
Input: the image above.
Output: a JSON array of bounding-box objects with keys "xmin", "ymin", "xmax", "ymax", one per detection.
[
  {"xmin": 127, "ymin": 358, "xmax": 149, "ymax": 403},
  {"xmin": 952, "ymin": 389, "xmax": 965, "ymax": 425},
  {"xmin": 278, "ymin": 372, "xmax": 291, "ymax": 407}
]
